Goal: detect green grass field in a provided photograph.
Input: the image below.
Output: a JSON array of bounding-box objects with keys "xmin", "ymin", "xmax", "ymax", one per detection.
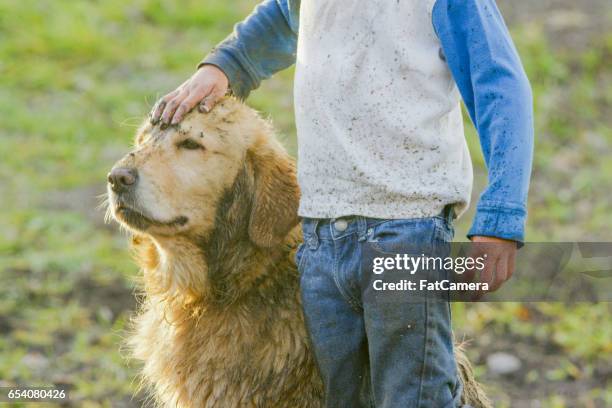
[{"xmin": 0, "ymin": 1, "xmax": 610, "ymax": 406}]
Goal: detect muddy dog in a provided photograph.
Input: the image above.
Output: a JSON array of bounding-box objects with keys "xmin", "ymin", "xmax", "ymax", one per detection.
[{"xmin": 106, "ymin": 97, "xmax": 491, "ymax": 407}]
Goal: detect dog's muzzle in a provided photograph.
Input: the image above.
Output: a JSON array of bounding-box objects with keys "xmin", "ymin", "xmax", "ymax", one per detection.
[{"xmin": 107, "ymin": 167, "xmax": 139, "ymax": 194}]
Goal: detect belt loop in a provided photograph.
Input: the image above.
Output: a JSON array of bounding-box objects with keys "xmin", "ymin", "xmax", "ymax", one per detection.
[
  {"xmin": 307, "ymin": 219, "xmax": 320, "ymax": 249},
  {"xmin": 445, "ymin": 204, "xmax": 455, "ymax": 225},
  {"xmin": 357, "ymin": 217, "xmax": 368, "ymax": 242}
]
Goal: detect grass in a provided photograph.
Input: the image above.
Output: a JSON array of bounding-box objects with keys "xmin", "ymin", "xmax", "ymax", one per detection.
[{"xmin": 0, "ymin": 0, "xmax": 610, "ymax": 406}]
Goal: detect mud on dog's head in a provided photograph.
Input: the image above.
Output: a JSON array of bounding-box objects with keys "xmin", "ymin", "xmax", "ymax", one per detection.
[{"xmin": 107, "ymin": 97, "xmax": 299, "ymax": 249}]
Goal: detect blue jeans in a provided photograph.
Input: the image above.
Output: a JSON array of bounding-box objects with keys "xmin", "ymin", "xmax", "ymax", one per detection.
[{"xmin": 296, "ymin": 212, "xmax": 463, "ymax": 408}]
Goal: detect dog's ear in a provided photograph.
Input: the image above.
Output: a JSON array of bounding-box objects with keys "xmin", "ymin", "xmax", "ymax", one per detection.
[{"xmin": 247, "ymin": 140, "xmax": 300, "ymax": 248}]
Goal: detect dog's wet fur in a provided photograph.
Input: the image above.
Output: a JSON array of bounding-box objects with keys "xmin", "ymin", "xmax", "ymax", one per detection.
[{"xmin": 107, "ymin": 97, "xmax": 491, "ymax": 407}]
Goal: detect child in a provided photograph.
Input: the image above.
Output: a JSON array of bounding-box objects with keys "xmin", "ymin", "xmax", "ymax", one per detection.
[{"xmin": 151, "ymin": 1, "xmax": 533, "ymax": 406}]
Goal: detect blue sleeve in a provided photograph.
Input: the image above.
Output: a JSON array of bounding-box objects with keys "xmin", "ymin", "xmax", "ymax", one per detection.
[
  {"xmin": 200, "ymin": 0, "xmax": 299, "ymax": 99},
  {"xmin": 432, "ymin": 0, "xmax": 534, "ymax": 243}
]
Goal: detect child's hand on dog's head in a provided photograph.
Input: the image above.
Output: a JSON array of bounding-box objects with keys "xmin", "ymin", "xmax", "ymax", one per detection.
[{"xmin": 151, "ymin": 64, "xmax": 229, "ymax": 126}]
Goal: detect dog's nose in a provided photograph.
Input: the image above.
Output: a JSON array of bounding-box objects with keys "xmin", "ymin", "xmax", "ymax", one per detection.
[{"xmin": 107, "ymin": 167, "xmax": 138, "ymax": 193}]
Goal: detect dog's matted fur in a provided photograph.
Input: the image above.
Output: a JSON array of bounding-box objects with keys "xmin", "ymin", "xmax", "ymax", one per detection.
[{"xmin": 107, "ymin": 97, "xmax": 491, "ymax": 407}]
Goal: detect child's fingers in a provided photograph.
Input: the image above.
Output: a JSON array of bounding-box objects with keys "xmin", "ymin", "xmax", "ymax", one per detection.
[
  {"xmin": 198, "ymin": 87, "xmax": 226, "ymax": 113},
  {"xmin": 160, "ymin": 89, "xmax": 189, "ymax": 126},
  {"xmin": 172, "ymin": 89, "xmax": 209, "ymax": 124},
  {"xmin": 198, "ymin": 97, "xmax": 211, "ymax": 113},
  {"xmin": 488, "ymin": 256, "xmax": 507, "ymax": 292},
  {"xmin": 150, "ymin": 89, "xmax": 180, "ymax": 124},
  {"xmin": 479, "ymin": 253, "xmax": 496, "ymax": 290}
]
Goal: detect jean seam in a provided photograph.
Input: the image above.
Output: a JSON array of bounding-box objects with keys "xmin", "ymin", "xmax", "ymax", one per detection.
[
  {"xmin": 417, "ymin": 289, "xmax": 432, "ymax": 408},
  {"xmin": 297, "ymin": 243, "xmax": 310, "ymax": 272},
  {"xmin": 331, "ymin": 239, "xmax": 363, "ymax": 313}
]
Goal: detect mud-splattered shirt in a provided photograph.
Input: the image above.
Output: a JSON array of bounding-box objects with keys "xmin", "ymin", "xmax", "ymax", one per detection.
[{"xmin": 202, "ymin": 0, "xmax": 534, "ymax": 242}]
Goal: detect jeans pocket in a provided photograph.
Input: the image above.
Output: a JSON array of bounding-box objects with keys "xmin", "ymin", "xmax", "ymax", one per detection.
[
  {"xmin": 367, "ymin": 219, "xmax": 415, "ymax": 245},
  {"xmin": 368, "ymin": 218, "xmax": 443, "ymax": 253}
]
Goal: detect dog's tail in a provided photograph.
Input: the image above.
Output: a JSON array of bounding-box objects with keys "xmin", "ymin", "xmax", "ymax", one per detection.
[{"xmin": 455, "ymin": 342, "xmax": 493, "ymax": 408}]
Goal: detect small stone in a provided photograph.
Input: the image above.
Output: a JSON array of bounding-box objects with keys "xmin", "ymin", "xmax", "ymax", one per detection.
[
  {"xmin": 21, "ymin": 352, "xmax": 49, "ymax": 373},
  {"xmin": 486, "ymin": 352, "xmax": 522, "ymax": 375}
]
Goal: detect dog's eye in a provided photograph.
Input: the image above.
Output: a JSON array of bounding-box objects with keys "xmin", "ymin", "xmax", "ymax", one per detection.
[{"xmin": 177, "ymin": 139, "xmax": 204, "ymax": 150}]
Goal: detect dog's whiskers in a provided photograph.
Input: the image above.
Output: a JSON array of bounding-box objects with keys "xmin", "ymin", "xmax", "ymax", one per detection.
[
  {"xmin": 104, "ymin": 207, "xmax": 114, "ymax": 225},
  {"xmin": 96, "ymin": 194, "xmax": 115, "ymax": 225},
  {"xmin": 97, "ymin": 196, "xmax": 109, "ymax": 209},
  {"xmin": 118, "ymin": 116, "xmax": 146, "ymax": 128}
]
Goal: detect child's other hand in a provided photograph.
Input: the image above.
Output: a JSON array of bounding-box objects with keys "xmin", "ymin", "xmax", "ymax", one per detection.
[
  {"xmin": 465, "ymin": 236, "xmax": 517, "ymax": 297},
  {"xmin": 150, "ymin": 65, "xmax": 229, "ymax": 126}
]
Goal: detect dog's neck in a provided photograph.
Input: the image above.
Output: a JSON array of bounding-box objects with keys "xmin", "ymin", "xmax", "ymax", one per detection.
[
  {"xmin": 144, "ymin": 236, "xmax": 210, "ymax": 302},
  {"xmin": 144, "ymin": 232, "xmax": 292, "ymax": 308}
]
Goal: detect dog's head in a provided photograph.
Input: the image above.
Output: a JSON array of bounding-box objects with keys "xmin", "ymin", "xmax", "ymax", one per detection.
[{"xmin": 107, "ymin": 97, "xmax": 299, "ymax": 249}]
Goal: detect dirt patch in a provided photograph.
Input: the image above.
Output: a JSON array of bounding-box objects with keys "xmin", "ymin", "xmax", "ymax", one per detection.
[
  {"xmin": 73, "ymin": 276, "xmax": 137, "ymax": 321},
  {"xmin": 466, "ymin": 331, "xmax": 611, "ymax": 407}
]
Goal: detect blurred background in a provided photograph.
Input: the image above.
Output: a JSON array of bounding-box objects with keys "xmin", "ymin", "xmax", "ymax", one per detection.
[{"xmin": 0, "ymin": 0, "xmax": 610, "ymax": 406}]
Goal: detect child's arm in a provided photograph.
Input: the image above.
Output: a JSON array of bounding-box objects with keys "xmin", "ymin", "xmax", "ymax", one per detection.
[
  {"xmin": 201, "ymin": 0, "xmax": 299, "ymax": 99},
  {"xmin": 152, "ymin": 0, "xmax": 299, "ymax": 125},
  {"xmin": 433, "ymin": 0, "xmax": 534, "ymax": 244}
]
